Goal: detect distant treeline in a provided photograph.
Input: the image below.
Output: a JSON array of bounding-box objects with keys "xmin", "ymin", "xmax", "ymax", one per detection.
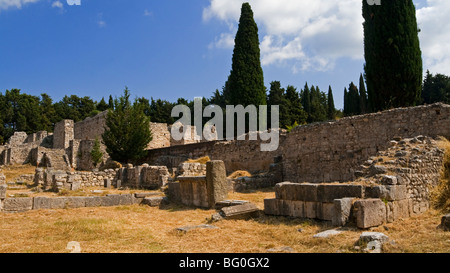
[{"xmin": 1, "ymin": 68, "xmax": 448, "ymax": 145}]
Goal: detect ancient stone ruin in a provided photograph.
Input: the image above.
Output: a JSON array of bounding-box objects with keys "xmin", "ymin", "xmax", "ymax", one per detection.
[{"xmin": 0, "ymin": 103, "xmax": 449, "ymax": 230}]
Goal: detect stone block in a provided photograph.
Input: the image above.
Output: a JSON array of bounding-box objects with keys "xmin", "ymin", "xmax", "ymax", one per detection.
[
  {"xmin": 354, "ymin": 199, "xmax": 387, "ymax": 229},
  {"xmin": 275, "ymin": 183, "xmax": 319, "ymax": 202},
  {"xmin": 142, "ymin": 196, "xmax": 167, "ymax": 207},
  {"xmin": 305, "ymin": 202, "xmax": 317, "ymax": 219},
  {"xmin": 285, "ymin": 200, "xmax": 305, "ymax": 218},
  {"xmin": 440, "ymin": 214, "xmax": 450, "ymax": 231},
  {"xmin": 220, "ymin": 203, "xmax": 261, "ymax": 220},
  {"xmin": 64, "ymin": 197, "xmax": 86, "ymax": 208},
  {"xmin": 206, "ymin": 160, "xmax": 228, "ymax": 208},
  {"xmin": 0, "ymin": 184, "xmax": 7, "ymax": 200},
  {"xmin": 104, "ymin": 179, "xmax": 111, "ymax": 189},
  {"xmin": 332, "ymin": 198, "xmax": 355, "ymax": 227},
  {"xmin": 317, "ymin": 184, "xmax": 364, "ymax": 202},
  {"xmin": 71, "ymin": 181, "xmax": 81, "ymax": 191},
  {"xmin": 167, "ymin": 181, "xmax": 181, "ymax": 203},
  {"xmin": 381, "ymin": 175, "xmax": 398, "ymax": 185},
  {"xmin": 215, "ymin": 200, "xmax": 249, "ymax": 210},
  {"xmin": 316, "ymin": 202, "xmax": 334, "ymax": 221},
  {"xmin": 101, "ymin": 195, "xmax": 121, "ymax": 207},
  {"xmin": 264, "ymin": 198, "xmax": 281, "ymax": 216},
  {"xmin": 3, "ymin": 198, "xmax": 33, "ymax": 213},
  {"xmin": 85, "ymin": 196, "xmax": 103, "ymax": 207},
  {"xmin": 386, "ymin": 199, "xmax": 410, "ymax": 223},
  {"xmin": 371, "ymin": 185, "xmax": 408, "ymax": 201}
]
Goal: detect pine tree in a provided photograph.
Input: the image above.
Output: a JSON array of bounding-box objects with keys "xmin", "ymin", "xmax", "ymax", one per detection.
[
  {"xmin": 285, "ymin": 85, "xmax": 307, "ymax": 126},
  {"xmin": 96, "ymin": 97, "xmax": 109, "ymax": 112},
  {"xmin": 225, "ymin": 2, "xmax": 266, "ymax": 107},
  {"xmin": 327, "ymin": 86, "xmax": 336, "ymax": 120},
  {"xmin": 363, "ymin": 0, "xmax": 422, "ymax": 111},
  {"xmin": 90, "ymin": 137, "xmax": 103, "ymax": 168},
  {"xmin": 102, "ymin": 87, "xmax": 152, "ymax": 164}
]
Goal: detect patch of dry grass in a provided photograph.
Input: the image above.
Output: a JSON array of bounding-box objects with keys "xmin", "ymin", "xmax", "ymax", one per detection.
[
  {"xmin": 228, "ymin": 170, "xmax": 252, "ymax": 179},
  {"xmin": 1, "ymin": 164, "xmax": 36, "ymax": 182},
  {"xmin": 185, "ymin": 156, "xmax": 211, "ymax": 165},
  {"xmin": 432, "ymin": 137, "xmax": 450, "ymax": 213},
  {"xmin": 0, "ymin": 189, "xmax": 449, "ymax": 253}
]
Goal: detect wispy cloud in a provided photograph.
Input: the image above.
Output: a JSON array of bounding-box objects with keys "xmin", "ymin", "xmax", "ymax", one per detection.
[
  {"xmin": 97, "ymin": 12, "xmax": 106, "ymax": 28},
  {"xmin": 0, "ymin": 0, "xmax": 40, "ymax": 11},
  {"xmin": 51, "ymin": 0, "xmax": 63, "ymax": 10},
  {"xmin": 144, "ymin": 9, "xmax": 152, "ymax": 17}
]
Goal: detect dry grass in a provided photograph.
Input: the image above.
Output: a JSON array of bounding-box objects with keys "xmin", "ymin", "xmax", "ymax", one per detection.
[
  {"xmin": 432, "ymin": 138, "xmax": 450, "ymax": 213},
  {"xmin": 0, "ymin": 189, "xmax": 449, "ymax": 253},
  {"xmin": 2, "ymin": 164, "xmax": 36, "ymax": 182},
  {"xmin": 228, "ymin": 170, "xmax": 252, "ymax": 179},
  {"xmin": 184, "ymin": 156, "xmax": 211, "ymax": 165}
]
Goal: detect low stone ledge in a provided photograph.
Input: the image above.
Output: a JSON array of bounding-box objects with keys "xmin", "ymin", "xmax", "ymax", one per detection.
[
  {"xmin": 2, "ymin": 198, "xmax": 33, "ymax": 213},
  {"xmin": 142, "ymin": 196, "xmax": 168, "ymax": 207}
]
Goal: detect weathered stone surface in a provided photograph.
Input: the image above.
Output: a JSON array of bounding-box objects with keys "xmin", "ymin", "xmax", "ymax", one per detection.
[
  {"xmin": 167, "ymin": 181, "xmax": 181, "ymax": 203},
  {"xmin": 264, "ymin": 198, "xmax": 281, "ymax": 216},
  {"xmin": 381, "ymin": 175, "xmax": 398, "ymax": 185},
  {"xmin": 178, "ymin": 176, "xmax": 208, "ymax": 208},
  {"xmin": 332, "ymin": 198, "xmax": 355, "ymax": 227},
  {"xmin": 215, "ymin": 200, "xmax": 249, "ymax": 210},
  {"xmin": 2, "ymin": 198, "xmax": 33, "ymax": 213},
  {"xmin": 354, "ymin": 199, "xmax": 387, "ymax": 229},
  {"xmin": 317, "ymin": 184, "xmax": 364, "ymax": 202},
  {"xmin": 0, "ymin": 184, "xmax": 7, "ymax": 200},
  {"xmin": 305, "ymin": 202, "xmax": 318, "ymax": 219},
  {"xmin": 313, "ymin": 229, "xmax": 343, "ymax": 238},
  {"xmin": 371, "ymin": 185, "xmax": 408, "ymax": 201},
  {"xmin": 440, "ymin": 214, "xmax": 450, "ymax": 231},
  {"xmin": 64, "ymin": 197, "xmax": 86, "ymax": 208},
  {"xmin": 85, "ymin": 196, "xmax": 104, "ymax": 207},
  {"xmin": 275, "ymin": 183, "xmax": 319, "ymax": 202},
  {"xmin": 142, "ymin": 196, "xmax": 167, "ymax": 207},
  {"xmin": 206, "ymin": 160, "xmax": 228, "ymax": 208},
  {"xmin": 386, "ymin": 199, "xmax": 410, "ymax": 223},
  {"xmin": 317, "ymin": 202, "xmax": 334, "ymax": 221},
  {"xmin": 134, "ymin": 192, "xmax": 162, "ymax": 198},
  {"xmin": 220, "ymin": 203, "xmax": 260, "ymax": 219},
  {"xmin": 358, "ymin": 232, "xmax": 389, "ymax": 253},
  {"xmin": 176, "ymin": 224, "xmax": 219, "ymax": 233}
]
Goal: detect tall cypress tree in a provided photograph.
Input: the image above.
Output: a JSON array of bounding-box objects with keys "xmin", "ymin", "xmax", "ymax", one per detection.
[
  {"xmin": 359, "ymin": 73, "xmax": 368, "ymax": 114},
  {"xmin": 225, "ymin": 2, "xmax": 266, "ymax": 107},
  {"xmin": 363, "ymin": 0, "xmax": 422, "ymax": 111},
  {"xmin": 327, "ymin": 86, "xmax": 336, "ymax": 120}
]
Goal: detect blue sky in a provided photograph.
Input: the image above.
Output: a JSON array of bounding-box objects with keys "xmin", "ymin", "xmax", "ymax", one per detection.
[{"xmin": 0, "ymin": 0, "xmax": 447, "ymax": 110}]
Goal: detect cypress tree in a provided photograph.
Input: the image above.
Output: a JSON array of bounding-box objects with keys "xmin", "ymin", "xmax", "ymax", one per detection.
[
  {"xmin": 348, "ymin": 82, "xmax": 361, "ymax": 116},
  {"xmin": 359, "ymin": 74, "xmax": 368, "ymax": 114},
  {"xmin": 343, "ymin": 87, "xmax": 349, "ymax": 116},
  {"xmin": 327, "ymin": 86, "xmax": 336, "ymax": 120},
  {"xmin": 300, "ymin": 83, "xmax": 312, "ymax": 122},
  {"xmin": 363, "ymin": 0, "xmax": 422, "ymax": 111},
  {"xmin": 225, "ymin": 2, "xmax": 266, "ymax": 107}
]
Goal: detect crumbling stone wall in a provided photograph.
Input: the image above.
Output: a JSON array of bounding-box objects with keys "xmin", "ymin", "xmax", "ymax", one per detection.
[
  {"xmin": 53, "ymin": 120, "xmax": 74, "ymax": 150},
  {"xmin": 282, "ymin": 103, "xmax": 450, "ymax": 183},
  {"xmin": 265, "ymin": 136, "xmax": 447, "ymax": 228}
]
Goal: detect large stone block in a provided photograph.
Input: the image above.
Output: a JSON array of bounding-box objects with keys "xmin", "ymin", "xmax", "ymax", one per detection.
[
  {"xmin": 317, "ymin": 184, "xmax": 364, "ymax": 202},
  {"xmin": 275, "ymin": 182, "xmax": 319, "ymax": 202},
  {"xmin": 371, "ymin": 185, "xmax": 408, "ymax": 201},
  {"xmin": 386, "ymin": 199, "xmax": 410, "ymax": 223},
  {"xmin": 354, "ymin": 199, "xmax": 387, "ymax": 229},
  {"xmin": 264, "ymin": 198, "xmax": 282, "ymax": 216},
  {"xmin": 0, "ymin": 184, "xmax": 7, "ymax": 200},
  {"xmin": 332, "ymin": 198, "xmax": 355, "ymax": 227},
  {"xmin": 64, "ymin": 197, "xmax": 87, "ymax": 208},
  {"xmin": 206, "ymin": 160, "xmax": 228, "ymax": 208},
  {"xmin": 317, "ymin": 202, "xmax": 334, "ymax": 221},
  {"xmin": 85, "ymin": 196, "xmax": 104, "ymax": 207},
  {"xmin": 305, "ymin": 202, "xmax": 318, "ymax": 219},
  {"xmin": 3, "ymin": 198, "xmax": 33, "ymax": 213},
  {"xmin": 220, "ymin": 203, "xmax": 260, "ymax": 220}
]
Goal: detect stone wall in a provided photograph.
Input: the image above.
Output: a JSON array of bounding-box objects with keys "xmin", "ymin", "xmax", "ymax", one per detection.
[
  {"xmin": 264, "ymin": 136, "xmax": 447, "ymax": 228},
  {"xmin": 282, "ymin": 103, "xmax": 450, "ymax": 183},
  {"xmin": 53, "ymin": 120, "xmax": 74, "ymax": 150}
]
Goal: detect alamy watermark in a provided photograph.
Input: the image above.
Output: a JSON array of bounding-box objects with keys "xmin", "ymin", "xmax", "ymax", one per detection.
[
  {"xmin": 367, "ymin": 0, "xmax": 381, "ymax": 5},
  {"xmin": 67, "ymin": 0, "xmax": 81, "ymax": 6},
  {"xmin": 171, "ymin": 98, "xmax": 280, "ymax": 152}
]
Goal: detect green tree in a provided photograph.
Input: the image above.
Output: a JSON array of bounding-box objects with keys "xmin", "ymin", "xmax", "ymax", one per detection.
[
  {"xmin": 224, "ymin": 2, "xmax": 266, "ymax": 107},
  {"xmin": 363, "ymin": 0, "xmax": 422, "ymax": 111},
  {"xmin": 359, "ymin": 74, "xmax": 368, "ymax": 114},
  {"xmin": 102, "ymin": 87, "xmax": 152, "ymax": 164},
  {"xmin": 285, "ymin": 85, "xmax": 307, "ymax": 126},
  {"xmin": 422, "ymin": 70, "xmax": 450, "ymax": 104},
  {"xmin": 300, "ymin": 83, "xmax": 312, "ymax": 122},
  {"xmin": 96, "ymin": 97, "xmax": 109, "ymax": 112},
  {"xmin": 327, "ymin": 86, "xmax": 336, "ymax": 120},
  {"xmin": 90, "ymin": 137, "xmax": 103, "ymax": 168}
]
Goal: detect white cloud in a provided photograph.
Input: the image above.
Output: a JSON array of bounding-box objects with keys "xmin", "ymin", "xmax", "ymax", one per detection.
[
  {"xmin": 204, "ymin": 0, "xmax": 364, "ymax": 72},
  {"xmin": 204, "ymin": 0, "xmax": 450, "ymax": 75},
  {"xmin": 417, "ymin": 0, "xmax": 450, "ymax": 75},
  {"xmin": 51, "ymin": 0, "xmax": 63, "ymax": 9},
  {"xmin": 0, "ymin": 0, "xmax": 40, "ymax": 11}
]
